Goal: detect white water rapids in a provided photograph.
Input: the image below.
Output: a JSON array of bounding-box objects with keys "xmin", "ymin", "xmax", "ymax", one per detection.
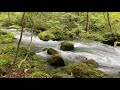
[{"xmin": 3, "ymin": 28, "xmax": 120, "ymax": 75}]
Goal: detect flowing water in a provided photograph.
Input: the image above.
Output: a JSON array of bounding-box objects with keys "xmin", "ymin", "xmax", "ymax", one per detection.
[{"xmin": 3, "ymin": 28, "xmax": 120, "ymax": 75}]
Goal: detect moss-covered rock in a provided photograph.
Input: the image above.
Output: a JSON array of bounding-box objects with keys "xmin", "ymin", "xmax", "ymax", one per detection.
[
  {"xmin": 42, "ymin": 48, "xmax": 48, "ymax": 51},
  {"xmin": 26, "ymin": 71, "xmax": 51, "ymax": 78},
  {"xmin": 38, "ymin": 31, "xmax": 55, "ymax": 41},
  {"xmin": 47, "ymin": 55, "xmax": 65, "ymax": 67},
  {"xmin": 0, "ymin": 30, "xmax": 15, "ymax": 44},
  {"xmin": 82, "ymin": 59, "xmax": 99, "ymax": 68},
  {"xmin": 47, "ymin": 48, "xmax": 58, "ymax": 55},
  {"xmin": 63, "ymin": 63, "xmax": 108, "ymax": 78},
  {"xmin": 60, "ymin": 41, "xmax": 74, "ymax": 51}
]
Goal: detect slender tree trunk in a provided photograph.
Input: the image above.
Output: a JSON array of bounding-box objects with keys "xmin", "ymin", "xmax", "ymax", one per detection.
[
  {"xmin": 103, "ymin": 12, "xmax": 107, "ymax": 23},
  {"xmin": 85, "ymin": 12, "xmax": 89, "ymax": 32},
  {"xmin": 8, "ymin": 12, "xmax": 10, "ymax": 26},
  {"xmin": 12, "ymin": 12, "xmax": 26, "ymax": 66},
  {"xmin": 18, "ymin": 16, "xmax": 34, "ymax": 68},
  {"xmin": 106, "ymin": 12, "xmax": 114, "ymax": 37}
]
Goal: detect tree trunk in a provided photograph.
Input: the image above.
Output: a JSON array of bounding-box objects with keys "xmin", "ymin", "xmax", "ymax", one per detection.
[
  {"xmin": 85, "ymin": 12, "xmax": 89, "ymax": 32},
  {"xmin": 18, "ymin": 16, "xmax": 34, "ymax": 68},
  {"xmin": 7, "ymin": 12, "xmax": 10, "ymax": 26},
  {"xmin": 12, "ymin": 12, "xmax": 26, "ymax": 66},
  {"xmin": 106, "ymin": 12, "xmax": 114, "ymax": 37}
]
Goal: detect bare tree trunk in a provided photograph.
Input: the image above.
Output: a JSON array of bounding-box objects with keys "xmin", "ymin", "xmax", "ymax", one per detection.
[
  {"xmin": 12, "ymin": 12, "xmax": 26, "ymax": 66},
  {"xmin": 8, "ymin": 12, "xmax": 10, "ymax": 26},
  {"xmin": 18, "ymin": 16, "xmax": 34, "ymax": 68},
  {"xmin": 106, "ymin": 12, "xmax": 114, "ymax": 37},
  {"xmin": 103, "ymin": 12, "xmax": 107, "ymax": 23},
  {"xmin": 85, "ymin": 12, "xmax": 89, "ymax": 32}
]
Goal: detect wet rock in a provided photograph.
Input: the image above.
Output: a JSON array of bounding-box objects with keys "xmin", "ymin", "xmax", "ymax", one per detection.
[
  {"xmin": 60, "ymin": 41, "xmax": 74, "ymax": 51},
  {"xmin": 47, "ymin": 48, "xmax": 58, "ymax": 55},
  {"xmin": 47, "ymin": 55, "xmax": 65, "ymax": 67}
]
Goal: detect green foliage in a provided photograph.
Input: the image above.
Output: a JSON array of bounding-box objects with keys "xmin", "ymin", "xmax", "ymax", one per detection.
[
  {"xmin": 79, "ymin": 32, "xmax": 105, "ymax": 41},
  {"xmin": 60, "ymin": 41, "xmax": 74, "ymax": 51},
  {"xmin": 8, "ymin": 25, "xmax": 21, "ymax": 29},
  {"xmin": 38, "ymin": 31, "xmax": 55, "ymax": 41},
  {"xmin": 52, "ymin": 73, "xmax": 73, "ymax": 78},
  {"xmin": 0, "ymin": 43, "xmax": 35, "ymax": 57},
  {"xmin": 0, "ymin": 54, "xmax": 14, "ymax": 76},
  {"xmin": 52, "ymin": 30, "xmax": 65, "ymax": 40},
  {"xmin": 26, "ymin": 71, "xmax": 51, "ymax": 78},
  {"xmin": 0, "ymin": 30, "xmax": 15, "ymax": 44}
]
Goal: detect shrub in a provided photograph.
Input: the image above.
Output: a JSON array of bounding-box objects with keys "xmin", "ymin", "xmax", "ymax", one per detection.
[
  {"xmin": 8, "ymin": 25, "xmax": 21, "ymax": 29},
  {"xmin": 2, "ymin": 37, "xmax": 14, "ymax": 43},
  {"xmin": 0, "ymin": 30, "xmax": 15, "ymax": 44},
  {"xmin": 52, "ymin": 30, "xmax": 65, "ymax": 40},
  {"xmin": 79, "ymin": 32, "xmax": 105, "ymax": 41}
]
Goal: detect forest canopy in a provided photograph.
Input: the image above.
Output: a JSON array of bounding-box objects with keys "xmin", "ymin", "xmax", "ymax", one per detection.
[{"xmin": 0, "ymin": 12, "xmax": 120, "ymax": 44}]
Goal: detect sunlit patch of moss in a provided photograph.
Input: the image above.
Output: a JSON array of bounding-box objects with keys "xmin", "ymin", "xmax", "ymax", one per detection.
[
  {"xmin": 26, "ymin": 71, "xmax": 51, "ymax": 78},
  {"xmin": 8, "ymin": 25, "xmax": 21, "ymax": 29},
  {"xmin": 63, "ymin": 62, "xmax": 109, "ymax": 78},
  {"xmin": 0, "ymin": 30, "xmax": 15, "ymax": 44}
]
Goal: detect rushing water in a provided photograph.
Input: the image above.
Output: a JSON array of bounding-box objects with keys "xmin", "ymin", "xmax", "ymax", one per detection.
[{"xmin": 3, "ymin": 28, "xmax": 120, "ymax": 75}]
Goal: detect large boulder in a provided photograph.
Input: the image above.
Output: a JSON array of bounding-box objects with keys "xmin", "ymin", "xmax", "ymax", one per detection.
[
  {"xmin": 47, "ymin": 55, "xmax": 65, "ymax": 67},
  {"xmin": 60, "ymin": 41, "xmax": 74, "ymax": 51},
  {"xmin": 47, "ymin": 48, "xmax": 58, "ymax": 55}
]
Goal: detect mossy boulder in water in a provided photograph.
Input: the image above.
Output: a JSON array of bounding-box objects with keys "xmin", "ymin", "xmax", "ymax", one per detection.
[
  {"xmin": 47, "ymin": 48, "xmax": 58, "ymax": 55},
  {"xmin": 60, "ymin": 41, "xmax": 74, "ymax": 51},
  {"xmin": 38, "ymin": 31, "xmax": 55, "ymax": 41},
  {"xmin": 82, "ymin": 59, "xmax": 99, "ymax": 68},
  {"xmin": 47, "ymin": 55, "xmax": 65, "ymax": 67},
  {"xmin": 63, "ymin": 63, "xmax": 108, "ymax": 78}
]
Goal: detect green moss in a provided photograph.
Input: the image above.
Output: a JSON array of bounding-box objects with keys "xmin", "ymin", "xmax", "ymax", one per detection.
[
  {"xmin": 38, "ymin": 31, "xmax": 55, "ymax": 41},
  {"xmin": 52, "ymin": 73, "xmax": 73, "ymax": 78},
  {"xmin": 47, "ymin": 55, "xmax": 65, "ymax": 67},
  {"xmin": 0, "ymin": 30, "xmax": 15, "ymax": 44},
  {"xmin": 82, "ymin": 59, "xmax": 99, "ymax": 68},
  {"xmin": 60, "ymin": 41, "xmax": 74, "ymax": 51},
  {"xmin": 8, "ymin": 25, "xmax": 21, "ymax": 29},
  {"xmin": 0, "ymin": 43, "xmax": 35, "ymax": 57},
  {"xmin": 79, "ymin": 32, "xmax": 105, "ymax": 42},
  {"xmin": 2, "ymin": 37, "xmax": 14, "ymax": 43},
  {"xmin": 26, "ymin": 71, "xmax": 51, "ymax": 78},
  {"xmin": 63, "ymin": 63, "xmax": 108, "ymax": 78},
  {"xmin": 47, "ymin": 48, "xmax": 58, "ymax": 55}
]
